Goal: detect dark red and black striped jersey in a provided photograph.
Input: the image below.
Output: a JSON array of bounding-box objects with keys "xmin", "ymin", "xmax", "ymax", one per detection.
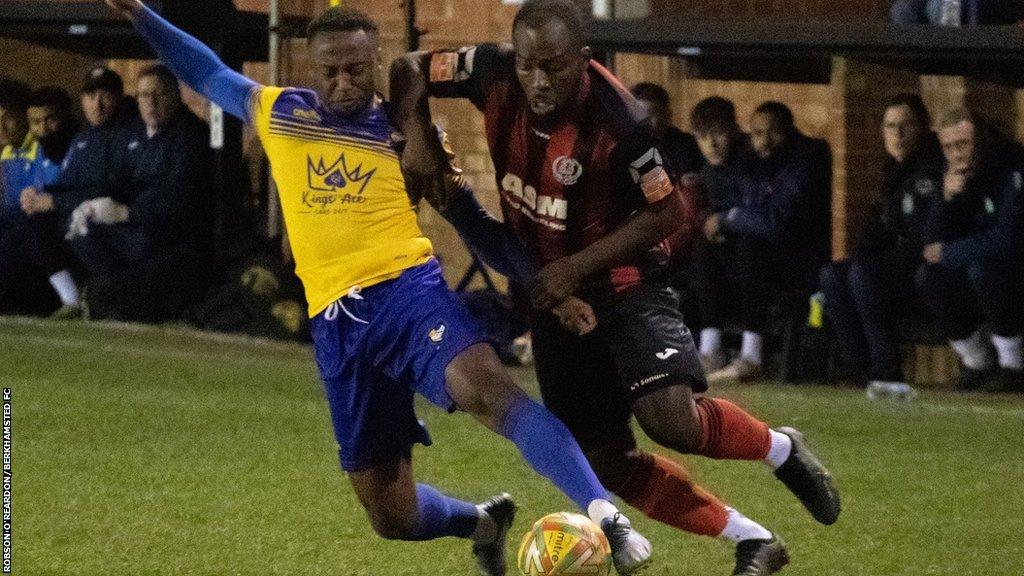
[{"xmin": 427, "ymin": 43, "xmax": 676, "ymax": 299}]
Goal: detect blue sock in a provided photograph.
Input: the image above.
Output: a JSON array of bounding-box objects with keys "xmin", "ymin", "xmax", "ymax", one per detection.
[
  {"xmin": 410, "ymin": 483, "xmax": 479, "ymax": 541},
  {"xmin": 501, "ymin": 396, "xmax": 609, "ymax": 510}
]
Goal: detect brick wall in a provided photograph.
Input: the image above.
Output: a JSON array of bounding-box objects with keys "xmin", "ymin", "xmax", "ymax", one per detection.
[{"xmin": 6, "ymin": 0, "xmax": 1023, "ymax": 291}]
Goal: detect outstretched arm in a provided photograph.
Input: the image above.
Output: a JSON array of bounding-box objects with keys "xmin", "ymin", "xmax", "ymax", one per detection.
[{"xmin": 102, "ymin": 0, "xmax": 259, "ymax": 122}]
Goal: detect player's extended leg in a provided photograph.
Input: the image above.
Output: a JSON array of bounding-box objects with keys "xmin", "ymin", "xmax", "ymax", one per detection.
[
  {"xmin": 533, "ymin": 315, "xmax": 785, "ymax": 576},
  {"xmin": 631, "ymin": 382, "xmax": 841, "ymax": 527},
  {"xmin": 600, "ymin": 286, "xmax": 840, "ymax": 527},
  {"xmin": 347, "ymin": 454, "xmax": 516, "ymax": 576},
  {"xmin": 445, "ymin": 343, "xmax": 652, "ymax": 574}
]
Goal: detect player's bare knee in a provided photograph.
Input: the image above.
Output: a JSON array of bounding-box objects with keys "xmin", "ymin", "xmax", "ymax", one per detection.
[
  {"xmin": 446, "ymin": 345, "xmax": 521, "ymax": 430},
  {"xmin": 633, "ymin": 388, "xmax": 703, "ymax": 454}
]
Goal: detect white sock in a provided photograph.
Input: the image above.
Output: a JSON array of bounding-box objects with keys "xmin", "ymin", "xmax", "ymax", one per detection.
[
  {"xmin": 950, "ymin": 331, "xmax": 994, "ymax": 370},
  {"xmin": 992, "ymin": 334, "xmax": 1024, "ymax": 370},
  {"xmin": 719, "ymin": 507, "xmax": 772, "ymax": 543},
  {"xmin": 587, "ymin": 498, "xmax": 622, "ymax": 526},
  {"xmin": 470, "ymin": 504, "xmax": 498, "ymax": 544},
  {"xmin": 763, "ymin": 429, "xmax": 792, "ymax": 470},
  {"xmin": 740, "ymin": 331, "xmax": 763, "ymax": 366},
  {"xmin": 700, "ymin": 328, "xmax": 723, "ymax": 356},
  {"xmin": 48, "ymin": 270, "xmax": 79, "ymax": 306}
]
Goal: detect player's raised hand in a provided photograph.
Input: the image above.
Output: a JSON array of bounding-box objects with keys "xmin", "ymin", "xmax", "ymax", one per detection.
[
  {"xmin": 551, "ymin": 296, "xmax": 597, "ymax": 336},
  {"xmin": 101, "ymin": 0, "xmax": 142, "ymax": 18}
]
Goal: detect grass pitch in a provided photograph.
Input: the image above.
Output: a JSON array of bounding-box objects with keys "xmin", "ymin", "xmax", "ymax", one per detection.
[{"xmin": 4, "ymin": 317, "xmax": 1023, "ymax": 575}]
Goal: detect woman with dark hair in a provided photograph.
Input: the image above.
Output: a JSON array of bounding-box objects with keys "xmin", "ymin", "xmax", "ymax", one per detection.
[{"xmin": 820, "ymin": 93, "xmax": 944, "ymax": 390}]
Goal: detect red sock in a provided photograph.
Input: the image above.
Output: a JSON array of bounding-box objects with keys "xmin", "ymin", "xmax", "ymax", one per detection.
[
  {"xmin": 615, "ymin": 452, "xmax": 728, "ymax": 537},
  {"xmin": 694, "ymin": 397, "xmax": 771, "ymax": 460}
]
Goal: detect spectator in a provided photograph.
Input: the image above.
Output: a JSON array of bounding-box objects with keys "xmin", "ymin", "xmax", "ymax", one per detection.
[
  {"xmin": 21, "ymin": 66, "xmax": 138, "ymax": 225},
  {"xmin": 891, "ymin": 0, "xmax": 1024, "ymax": 25},
  {"xmin": 0, "ymin": 86, "xmax": 81, "ymax": 317},
  {"xmin": 630, "ymin": 82, "xmax": 703, "ymax": 179},
  {"xmin": 820, "ymin": 94, "xmax": 943, "ymax": 388},
  {"xmin": 0, "ymin": 77, "xmax": 32, "ymax": 232},
  {"xmin": 694, "ymin": 101, "xmax": 832, "ymax": 381},
  {"xmin": 691, "ymin": 96, "xmax": 748, "ymax": 216},
  {"xmin": 14, "ymin": 70, "xmax": 137, "ymax": 320},
  {"xmin": 916, "ymin": 108, "xmax": 1024, "ymax": 392},
  {"xmin": 67, "ymin": 64, "xmax": 214, "ymax": 322}
]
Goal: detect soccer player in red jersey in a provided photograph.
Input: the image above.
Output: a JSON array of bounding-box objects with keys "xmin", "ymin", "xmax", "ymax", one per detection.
[{"xmin": 393, "ymin": 1, "xmax": 841, "ymax": 574}]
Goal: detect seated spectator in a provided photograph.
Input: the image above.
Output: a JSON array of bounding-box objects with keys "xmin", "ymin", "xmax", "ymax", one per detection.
[
  {"xmin": 820, "ymin": 94, "xmax": 943, "ymax": 388},
  {"xmin": 891, "ymin": 0, "xmax": 1024, "ymax": 25},
  {"xmin": 0, "ymin": 86, "xmax": 80, "ymax": 317},
  {"xmin": 694, "ymin": 101, "xmax": 832, "ymax": 381},
  {"xmin": 691, "ymin": 96, "xmax": 748, "ymax": 218},
  {"xmin": 630, "ymin": 82, "xmax": 703, "ymax": 179},
  {"xmin": 916, "ymin": 108, "xmax": 1024, "ymax": 392},
  {"xmin": 67, "ymin": 64, "xmax": 214, "ymax": 322},
  {"xmin": 1, "ymin": 77, "xmax": 32, "ymax": 234},
  {"xmin": 15, "ymin": 69, "xmax": 137, "ymax": 319}
]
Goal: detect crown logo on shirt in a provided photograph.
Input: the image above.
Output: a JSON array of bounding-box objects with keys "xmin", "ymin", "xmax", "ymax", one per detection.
[{"xmin": 307, "ymin": 153, "xmax": 376, "ymax": 195}]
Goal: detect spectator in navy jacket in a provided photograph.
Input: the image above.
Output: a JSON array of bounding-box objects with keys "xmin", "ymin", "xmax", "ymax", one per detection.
[
  {"xmin": 689, "ymin": 96, "xmax": 746, "ymax": 362},
  {"xmin": 820, "ymin": 94, "xmax": 943, "ymax": 388},
  {"xmin": 67, "ymin": 64, "xmax": 213, "ymax": 322},
  {"xmin": 917, "ymin": 108, "xmax": 1024, "ymax": 392},
  {"xmin": 15, "ymin": 68, "xmax": 138, "ymax": 319},
  {"xmin": 694, "ymin": 101, "xmax": 832, "ymax": 381}
]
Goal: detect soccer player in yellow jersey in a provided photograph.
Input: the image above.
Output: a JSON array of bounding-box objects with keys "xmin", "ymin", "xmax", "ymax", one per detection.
[{"xmin": 102, "ymin": 1, "xmax": 653, "ymax": 574}]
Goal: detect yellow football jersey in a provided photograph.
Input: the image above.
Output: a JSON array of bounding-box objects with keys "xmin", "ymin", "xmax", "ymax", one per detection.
[{"xmin": 251, "ymin": 87, "xmax": 433, "ymax": 317}]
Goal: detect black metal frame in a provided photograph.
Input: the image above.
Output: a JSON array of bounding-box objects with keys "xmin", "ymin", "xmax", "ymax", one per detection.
[
  {"xmin": 0, "ymin": 1, "xmax": 308, "ymax": 61},
  {"xmin": 588, "ymin": 19, "xmax": 1024, "ymax": 85}
]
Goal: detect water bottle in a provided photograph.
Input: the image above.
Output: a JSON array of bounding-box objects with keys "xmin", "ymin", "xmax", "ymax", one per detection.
[
  {"xmin": 939, "ymin": 0, "xmax": 962, "ymax": 27},
  {"xmin": 807, "ymin": 292, "xmax": 825, "ymax": 329},
  {"xmin": 866, "ymin": 382, "xmax": 919, "ymax": 402}
]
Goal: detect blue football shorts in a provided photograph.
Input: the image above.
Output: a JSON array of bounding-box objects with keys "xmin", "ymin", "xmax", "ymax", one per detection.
[{"xmin": 310, "ymin": 258, "xmax": 489, "ymax": 472}]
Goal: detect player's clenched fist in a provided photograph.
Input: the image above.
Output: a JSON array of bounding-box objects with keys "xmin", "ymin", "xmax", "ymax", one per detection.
[
  {"xmin": 102, "ymin": 0, "xmax": 142, "ymax": 17},
  {"xmin": 551, "ymin": 297, "xmax": 597, "ymax": 336}
]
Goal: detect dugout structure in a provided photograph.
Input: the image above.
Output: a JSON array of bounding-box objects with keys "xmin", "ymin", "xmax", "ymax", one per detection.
[{"xmin": 0, "ymin": 0, "xmax": 309, "ymax": 257}]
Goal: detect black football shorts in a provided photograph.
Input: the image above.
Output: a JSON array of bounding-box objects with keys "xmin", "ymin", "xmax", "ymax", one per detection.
[{"xmin": 531, "ymin": 285, "xmax": 706, "ymax": 447}]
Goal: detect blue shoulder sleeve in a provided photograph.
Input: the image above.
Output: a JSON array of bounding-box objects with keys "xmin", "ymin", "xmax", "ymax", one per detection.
[{"xmin": 134, "ymin": 5, "xmax": 259, "ymax": 122}]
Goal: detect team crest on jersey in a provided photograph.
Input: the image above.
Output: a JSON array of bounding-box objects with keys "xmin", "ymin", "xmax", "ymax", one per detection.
[
  {"xmin": 552, "ymin": 155, "xmax": 583, "ymax": 186},
  {"xmin": 305, "ymin": 153, "xmax": 375, "ymax": 208},
  {"xmin": 428, "ymin": 325, "xmax": 446, "ymax": 343}
]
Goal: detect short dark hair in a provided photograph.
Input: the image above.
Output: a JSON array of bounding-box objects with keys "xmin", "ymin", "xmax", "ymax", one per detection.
[
  {"xmin": 0, "ymin": 76, "xmax": 31, "ymax": 115},
  {"xmin": 631, "ymin": 82, "xmax": 670, "ymax": 110},
  {"xmin": 137, "ymin": 64, "xmax": 180, "ymax": 93},
  {"xmin": 887, "ymin": 93, "xmax": 931, "ymax": 129},
  {"xmin": 28, "ymin": 86, "xmax": 75, "ymax": 121},
  {"xmin": 307, "ymin": 7, "xmax": 378, "ymax": 40},
  {"xmin": 754, "ymin": 101, "xmax": 795, "ymax": 132},
  {"xmin": 513, "ymin": 0, "xmax": 586, "ymax": 48},
  {"xmin": 690, "ymin": 96, "xmax": 736, "ymax": 133}
]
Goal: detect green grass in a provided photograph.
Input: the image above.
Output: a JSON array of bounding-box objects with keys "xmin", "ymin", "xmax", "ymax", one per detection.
[{"xmin": 3, "ymin": 317, "xmax": 1023, "ymax": 575}]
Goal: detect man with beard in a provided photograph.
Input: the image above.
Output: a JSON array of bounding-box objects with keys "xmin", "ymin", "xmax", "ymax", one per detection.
[
  {"xmin": 0, "ymin": 86, "xmax": 81, "ymax": 316},
  {"xmin": 393, "ymin": 1, "xmax": 841, "ymax": 574}
]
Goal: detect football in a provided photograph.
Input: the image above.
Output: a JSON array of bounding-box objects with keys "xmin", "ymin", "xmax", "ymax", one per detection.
[{"xmin": 516, "ymin": 512, "xmax": 612, "ymax": 575}]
